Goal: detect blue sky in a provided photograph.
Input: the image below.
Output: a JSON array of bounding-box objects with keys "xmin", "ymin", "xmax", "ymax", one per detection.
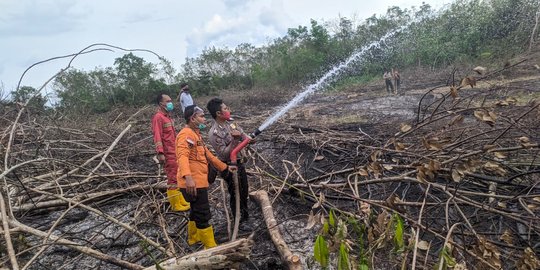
[{"xmin": 0, "ymin": 0, "xmax": 450, "ymax": 98}]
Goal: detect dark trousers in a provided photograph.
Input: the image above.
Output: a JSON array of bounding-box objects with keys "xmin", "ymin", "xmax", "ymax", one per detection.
[
  {"xmin": 385, "ymin": 79, "xmax": 394, "ymax": 93},
  {"xmin": 394, "ymin": 78, "xmax": 401, "ymax": 93},
  {"xmin": 223, "ymin": 162, "xmax": 249, "ymax": 220},
  {"xmin": 180, "ymin": 188, "xmax": 211, "ymax": 229}
]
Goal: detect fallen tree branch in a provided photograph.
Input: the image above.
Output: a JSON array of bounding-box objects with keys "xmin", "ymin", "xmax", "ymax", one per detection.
[
  {"xmin": 27, "ymin": 187, "xmax": 172, "ymax": 257},
  {"xmin": 90, "ymin": 124, "xmax": 132, "ymax": 174},
  {"xmin": 250, "ymin": 190, "xmax": 302, "ymax": 270},
  {"xmin": 8, "ymin": 217, "xmax": 143, "ymax": 270},
  {"xmin": 0, "ymin": 191, "xmax": 19, "ymax": 270},
  {"xmin": 13, "ymin": 182, "xmax": 167, "ymax": 212},
  {"xmin": 143, "ymin": 237, "xmax": 254, "ymax": 270}
]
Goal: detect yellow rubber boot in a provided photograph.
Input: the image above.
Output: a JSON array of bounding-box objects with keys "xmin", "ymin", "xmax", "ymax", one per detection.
[
  {"xmin": 198, "ymin": 226, "xmax": 217, "ymax": 249},
  {"xmin": 177, "ymin": 190, "xmax": 190, "ymax": 207},
  {"xmin": 187, "ymin": 221, "xmax": 200, "ymax": 245},
  {"xmin": 166, "ymin": 189, "xmax": 190, "ymax": 211}
]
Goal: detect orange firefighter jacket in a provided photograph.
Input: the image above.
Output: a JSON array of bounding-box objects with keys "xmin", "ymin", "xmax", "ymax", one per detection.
[{"xmin": 176, "ymin": 126, "xmax": 227, "ymax": 188}]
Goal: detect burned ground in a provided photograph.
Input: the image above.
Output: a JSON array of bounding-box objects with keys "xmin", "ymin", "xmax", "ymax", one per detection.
[{"xmin": 1, "ymin": 50, "xmax": 540, "ymax": 270}]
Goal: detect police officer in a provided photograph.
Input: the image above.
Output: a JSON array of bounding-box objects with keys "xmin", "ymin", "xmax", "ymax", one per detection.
[{"xmin": 207, "ymin": 98, "xmax": 250, "ymax": 224}]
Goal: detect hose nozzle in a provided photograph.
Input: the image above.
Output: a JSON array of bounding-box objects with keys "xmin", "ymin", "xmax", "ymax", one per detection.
[
  {"xmin": 250, "ymin": 128, "xmax": 262, "ymax": 138},
  {"xmin": 230, "ymin": 128, "xmax": 262, "ymax": 164}
]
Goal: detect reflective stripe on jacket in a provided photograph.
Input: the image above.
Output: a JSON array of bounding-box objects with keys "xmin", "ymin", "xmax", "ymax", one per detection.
[
  {"xmin": 176, "ymin": 126, "xmax": 227, "ymax": 188},
  {"xmin": 151, "ymin": 111, "xmax": 176, "ymax": 156}
]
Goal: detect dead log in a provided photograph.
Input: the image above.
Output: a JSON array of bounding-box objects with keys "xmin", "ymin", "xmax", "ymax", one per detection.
[
  {"xmin": 250, "ymin": 190, "xmax": 302, "ymax": 270},
  {"xmin": 143, "ymin": 237, "xmax": 254, "ymax": 270},
  {"xmin": 90, "ymin": 123, "xmax": 131, "ymax": 174},
  {"xmin": 13, "ymin": 182, "xmax": 168, "ymax": 212},
  {"xmin": 26, "ymin": 187, "xmax": 172, "ymax": 257},
  {"xmin": 8, "ymin": 218, "xmax": 143, "ymax": 270},
  {"xmin": 0, "ymin": 191, "xmax": 19, "ymax": 269}
]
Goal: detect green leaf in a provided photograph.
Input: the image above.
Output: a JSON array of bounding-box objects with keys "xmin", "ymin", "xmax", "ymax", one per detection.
[
  {"xmin": 441, "ymin": 246, "xmax": 456, "ymax": 267},
  {"xmin": 314, "ymin": 235, "xmax": 329, "ymax": 268},
  {"xmin": 434, "ymin": 261, "xmax": 447, "ymax": 270},
  {"xmin": 435, "ymin": 246, "xmax": 456, "ymax": 270},
  {"xmin": 359, "ymin": 263, "xmax": 369, "ymax": 270},
  {"xmin": 140, "ymin": 240, "xmax": 164, "ymax": 270},
  {"xmin": 359, "ymin": 255, "xmax": 369, "ymax": 270},
  {"xmin": 480, "ymin": 51, "xmax": 492, "ymax": 59},
  {"xmin": 329, "ymin": 209, "xmax": 337, "ymax": 228},
  {"xmin": 338, "ymin": 242, "xmax": 350, "ymax": 270},
  {"xmin": 323, "ymin": 221, "xmax": 330, "ymax": 234},
  {"xmin": 393, "ymin": 212, "xmax": 404, "ymax": 253}
]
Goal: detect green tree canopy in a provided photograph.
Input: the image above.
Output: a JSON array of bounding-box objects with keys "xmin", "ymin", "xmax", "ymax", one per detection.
[
  {"xmin": 53, "ymin": 0, "xmax": 539, "ymax": 114},
  {"xmin": 54, "ymin": 53, "xmax": 173, "ymax": 113},
  {"xmin": 11, "ymin": 86, "xmax": 47, "ymax": 111}
]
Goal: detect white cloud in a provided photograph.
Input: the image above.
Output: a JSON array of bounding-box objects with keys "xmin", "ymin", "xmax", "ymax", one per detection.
[
  {"xmin": 259, "ymin": 0, "xmax": 291, "ymax": 29},
  {"xmin": 186, "ymin": 0, "xmax": 292, "ymax": 56},
  {"xmin": 187, "ymin": 14, "xmax": 246, "ymax": 54},
  {"xmin": 222, "ymin": 0, "xmax": 253, "ymax": 9},
  {"xmin": 0, "ymin": 0, "xmax": 450, "ymax": 91},
  {"xmin": 206, "ymin": 15, "xmax": 246, "ymax": 35},
  {"xmin": 0, "ymin": 0, "xmax": 84, "ymax": 36}
]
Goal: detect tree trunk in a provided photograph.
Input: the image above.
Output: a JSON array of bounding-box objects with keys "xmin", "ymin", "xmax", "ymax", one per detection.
[
  {"xmin": 143, "ymin": 237, "xmax": 254, "ymax": 270},
  {"xmin": 8, "ymin": 218, "xmax": 143, "ymax": 270},
  {"xmin": 0, "ymin": 191, "xmax": 19, "ymax": 269},
  {"xmin": 250, "ymin": 190, "xmax": 302, "ymax": 270}
]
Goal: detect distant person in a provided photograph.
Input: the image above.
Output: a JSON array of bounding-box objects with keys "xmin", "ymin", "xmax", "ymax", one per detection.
[
  {"xmin": 151, "ymin": 93, "xmax": 190, "ymax": 212},
  {"xmin": 392, "ymin": 68, "xmax": 401, "ymax": 94},
  {"xmin": 207, "ymin": 98, "xmax": 250, "ymax": 225},
  {"xmin": 176, "ymin": 105, "xmax": 236, "ymax": 249},
  {"xmin": 383, "ymin": 70, "xmax": 394, "ymax": 94},
  {"xmin": 178, "ymin": 83, "xmax": 193, "ymax": 113}
]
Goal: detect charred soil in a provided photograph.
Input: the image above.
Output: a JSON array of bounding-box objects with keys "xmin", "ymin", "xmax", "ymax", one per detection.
[{"xmin": 1, "ymin": 49, "xmax": 540, "ymax": 270}]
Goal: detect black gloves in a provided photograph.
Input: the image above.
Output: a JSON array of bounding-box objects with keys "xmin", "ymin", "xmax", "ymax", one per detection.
[{"xmin": 220, "ymin": 168, "xmax": 231, "ymax": 179}]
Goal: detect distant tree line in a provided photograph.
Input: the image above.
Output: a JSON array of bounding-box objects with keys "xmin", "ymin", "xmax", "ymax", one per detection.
[{"xmin": 8, "ymin": 0, "xmax": 539, "ymax": 113}]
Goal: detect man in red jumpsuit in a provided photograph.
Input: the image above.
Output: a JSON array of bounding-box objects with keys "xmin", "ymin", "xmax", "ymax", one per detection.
[{"xmin": 152, "ymin": 93, "xmax": 190, "ymax": 211}]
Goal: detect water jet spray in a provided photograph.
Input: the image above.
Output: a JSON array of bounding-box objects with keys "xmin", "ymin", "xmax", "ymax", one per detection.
[{"xmin": 228, "ymin": 24, "xmax": 408, "ymax": 240}]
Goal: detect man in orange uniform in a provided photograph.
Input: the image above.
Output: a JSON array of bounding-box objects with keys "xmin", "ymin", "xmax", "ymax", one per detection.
[
  {"xmin": 151, "ymin": 93, "xmax": 190, "ymax": 211},
  {"xmin": 176, "ymin": 105, "xmax": 235, "ymax": 249}
]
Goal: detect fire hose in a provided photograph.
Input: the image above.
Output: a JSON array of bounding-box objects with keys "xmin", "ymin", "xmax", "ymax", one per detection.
[{"xmin": 229, "ymin": 129, "xmax": 261, "ymax": 240}]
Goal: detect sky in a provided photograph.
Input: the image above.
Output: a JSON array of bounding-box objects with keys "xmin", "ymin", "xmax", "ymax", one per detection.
[{"xmin": 0, "ymin": 0, "xmax": 451, "ymax": 97}]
